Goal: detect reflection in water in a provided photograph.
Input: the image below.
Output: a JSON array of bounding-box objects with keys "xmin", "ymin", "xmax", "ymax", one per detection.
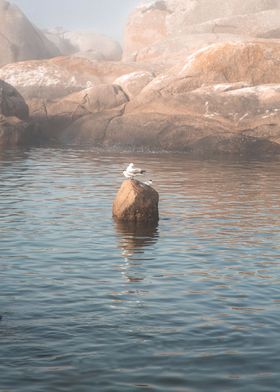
[{"xmin": 114, "ymin": 221, "xmax": 159, "ymax": 282}]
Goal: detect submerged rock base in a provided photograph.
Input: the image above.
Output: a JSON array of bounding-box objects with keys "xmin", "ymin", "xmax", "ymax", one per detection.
[{"xmin": 113, "ymin": 179, "xmax": 159, "ymax": 223}]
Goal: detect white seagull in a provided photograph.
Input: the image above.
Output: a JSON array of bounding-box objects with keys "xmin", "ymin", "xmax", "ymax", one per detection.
[{"xmin": 123, "ymin": 163, "xmax": 146, "ymax": 179}]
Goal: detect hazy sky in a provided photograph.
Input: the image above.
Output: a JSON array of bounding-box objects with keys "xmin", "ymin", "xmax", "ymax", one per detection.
[{"xmin": 12, "ymin": 0, "xmax": 142, "ymax": 40}]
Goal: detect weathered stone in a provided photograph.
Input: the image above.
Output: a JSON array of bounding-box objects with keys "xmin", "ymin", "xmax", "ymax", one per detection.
[
  {"xmin": 123, "ymin": 0, "xmax": 280, "ymax": 61},
  {"xmin": 113, "ymin": 179, "xmax": 159, "ymax": 223},
  {"xmin": 48, "ymin": 84, "xmax": 128, "ymax": 118},
  {"xmin": 114, "ymin": 71, "xmax": 155, "ymax": 99},
  {"xmin": 0, "ymin": 57, "xmax": 161, "ymax": 101},
  {"xmin": 133, "ymin": 41, "xmax": 280, "ymax": 103},
  {"xmin": 182, "ymin": 9, "xmax": 280, "ymax": 38}
]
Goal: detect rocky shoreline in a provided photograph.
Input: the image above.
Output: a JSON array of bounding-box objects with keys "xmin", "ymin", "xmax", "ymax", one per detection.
[{"xmin": 0, "ymin": 0, "xmax": 280, "ymax": 158}]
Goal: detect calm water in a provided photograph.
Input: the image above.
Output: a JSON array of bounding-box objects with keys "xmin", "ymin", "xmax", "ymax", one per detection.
[{"xmin": 0, "ymin": 147, "xmax": 280, "ymax": 392}]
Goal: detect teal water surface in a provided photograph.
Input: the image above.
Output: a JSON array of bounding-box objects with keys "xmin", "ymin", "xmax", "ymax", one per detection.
[{"xmin": 0, "ymin": 147, "xmax": 280, "ymax": 392}]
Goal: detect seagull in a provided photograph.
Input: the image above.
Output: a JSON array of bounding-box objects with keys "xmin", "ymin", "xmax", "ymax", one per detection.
[{"xmin": 123, "ymin": 163, "xmax": 146, "ymax": 179}]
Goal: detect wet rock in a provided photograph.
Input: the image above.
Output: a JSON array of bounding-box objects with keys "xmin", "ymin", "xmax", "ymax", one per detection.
[{"xmin": 113, "ymin": 179, "xmax": 159, "ymax": 223}]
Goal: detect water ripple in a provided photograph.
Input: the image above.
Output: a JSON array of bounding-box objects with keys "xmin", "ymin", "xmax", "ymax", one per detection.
[{"xmin": 0, "ymin": 147, "xmax": 280, "ymax": 391}]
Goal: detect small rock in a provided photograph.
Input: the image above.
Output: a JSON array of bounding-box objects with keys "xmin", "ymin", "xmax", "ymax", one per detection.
[{"xmin": 113, "ymin": 179, "xmax": 159, "ymax": 223}]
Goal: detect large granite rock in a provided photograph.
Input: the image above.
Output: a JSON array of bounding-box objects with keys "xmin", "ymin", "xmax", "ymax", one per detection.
[
  {"xmin": 0, "ymin": 57, "xmax": 161, "ymax": 101},
  {"xmin": 33, "ymin": 40, "xmax": 280, "ymax": 158},
  {"xmin": 46, "ymin": 30, "xmax": 122, "ymax": 61},
  {"xmin": 103, "ymin": 84, "xmax": 280, "ymax": 156},
  {"xmin": 113, "ymin": 179, "xmax": 159, "ymax": 223},
  {"xmin": 0, "ymin": 0, "xmax": 59, "ymax": 66},
  {"xmin": 133, "ymin": 41, "xmax": 280, "ymax": 101}
]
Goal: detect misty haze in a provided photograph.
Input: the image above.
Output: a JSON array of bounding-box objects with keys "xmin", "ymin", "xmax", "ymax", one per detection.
[{"xmin": 0, "ymin": 1, "xmax": 280, "ymax": 391}]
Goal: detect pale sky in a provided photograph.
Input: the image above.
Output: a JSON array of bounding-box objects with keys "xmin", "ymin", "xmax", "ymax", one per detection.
[{"xmin": 12, "ymin": 0, "xmax": 142, "ymax": 40}]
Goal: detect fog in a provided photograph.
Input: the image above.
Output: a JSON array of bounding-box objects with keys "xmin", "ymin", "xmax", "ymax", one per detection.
[{"xmin": 12, "ymin": 0, "xmax": 141, "ymax": 40}]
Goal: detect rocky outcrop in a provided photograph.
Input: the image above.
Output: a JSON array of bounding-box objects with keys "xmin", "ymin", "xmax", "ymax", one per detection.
[
  {"xmin": 182, "ymin": 9, "xmax": 280, "ymax": 38},
  {"xmin": 115, "ymin": 41, "xmax": 280, "ymax": 156},
  {"xmin": 24, "ymin": 40, "xmax": 280, "ymax": 158},
  {"xmin": 132, "ymin": 41, "xmax": 280, "ymax": 102},
  {"xmin": 103, "ymin": 84, "xmax": 280, "ymax": 156},
  {"xmin": 1, "ymin": 0, "xmax": 279, "ymax": 158},
  {"xmin": 0, "ymin": 56, "xmax": 161, "ymax": 100},
  {"xmin": 0, "ymin": 0, "xmax": 59, "ymax": 66},
  {"xmin": 165, "ymin": 0, "xmax": 280, "ymax": 36},
  {"xmin": 123, "ymin": 0, "xmax": 280, "ymax": 63},
  {"xmin": 113, "ymin": 179, "xmax": 159, "ymax": 223},
  {"xmin": 46, "ymin": 30, "xmax": 122, "ymax": 61}
]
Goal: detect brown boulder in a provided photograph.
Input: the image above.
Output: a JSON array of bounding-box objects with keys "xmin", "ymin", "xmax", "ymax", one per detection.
[{"xmin": 113, "ymin": 179, "xmax": 159, "ymax": 223}]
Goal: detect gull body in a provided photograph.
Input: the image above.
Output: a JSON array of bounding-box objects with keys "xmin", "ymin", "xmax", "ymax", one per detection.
[{"xmin": 123, "ymin": 163, "xmax": 146, "ymax": 179}]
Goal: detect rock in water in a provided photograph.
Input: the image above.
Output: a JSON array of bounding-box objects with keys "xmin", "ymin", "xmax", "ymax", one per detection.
[{"xmin": 113, "ymin": 179, "xmax": 159, "ymax": 223}]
